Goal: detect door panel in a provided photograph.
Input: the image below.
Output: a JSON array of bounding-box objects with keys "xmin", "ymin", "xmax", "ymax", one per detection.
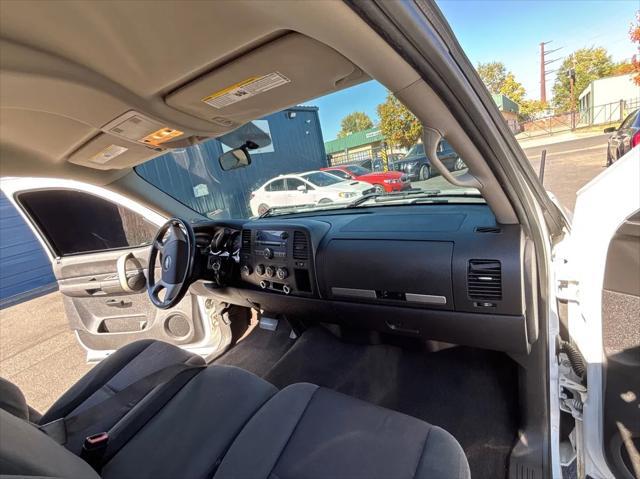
[
  {"xmin": 601, "ymin": 210, "xmax": 640, "ymax": 479},
  {"xmin": 53, "ymin": 247, "xmax": 206, "ymax": 354},
  {"xmin": 0, "ymin": 178, "xmax": 216, "ymax": 362}
]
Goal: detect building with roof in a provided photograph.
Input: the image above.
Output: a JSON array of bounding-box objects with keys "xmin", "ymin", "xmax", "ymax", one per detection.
[
  {"xmin": 491, "ymin": 94, "xmax": 520, "ymax": 132},
  {"xmin": 578, "ymin": 73, "xmax": 639, "ymax": 125},
  {"xmin": 324, "ymin": 127, "xmax": 406, "ymax": 165}
]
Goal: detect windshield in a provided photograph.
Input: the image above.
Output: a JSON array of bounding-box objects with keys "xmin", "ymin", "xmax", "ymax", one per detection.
[
  {"xmin": 136, "ymin": 80, "xmax": 478, "ymax": 219},
  {"xmin": 404, "ymin": 143, "xmax": 424, "ymax": 158},
  {"xmin": 301, "ymin": 171, "xmax": 343, "ymax": 187},
  {"xmin": 345, "ymin": 165, "xmax": 371, "ymax": 176}
]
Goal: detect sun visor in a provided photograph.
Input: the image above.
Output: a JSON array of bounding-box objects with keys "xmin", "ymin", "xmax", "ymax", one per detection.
[
  {"xmin": 166, "ymin": 33, "xmax": 367, "ymax": 129},
  {"xmin": 67, "ymin": 133, "xmax": 161, "ymax": 170}
]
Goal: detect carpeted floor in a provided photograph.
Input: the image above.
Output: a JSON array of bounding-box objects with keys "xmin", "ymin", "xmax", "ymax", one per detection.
[
  {"xmin": 215, "ymin": 324, "xmax": 519, "ymax": 478},
  {"xmin": 214, "ymin": 321, "xmax": 295, "ymax": 378}
]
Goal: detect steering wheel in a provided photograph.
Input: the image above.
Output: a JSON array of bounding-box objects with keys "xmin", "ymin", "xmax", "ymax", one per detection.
[{"xmin": 147, "ymin": 218, "xmax": 196, "ymax": 309}]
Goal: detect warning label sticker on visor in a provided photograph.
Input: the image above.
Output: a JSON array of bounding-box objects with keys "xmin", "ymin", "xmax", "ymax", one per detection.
[{"xmin": 202, "ymin": 72, "xmax": 291, "ymax": 109}]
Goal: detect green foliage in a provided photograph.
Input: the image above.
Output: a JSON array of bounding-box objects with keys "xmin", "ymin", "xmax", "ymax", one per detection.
[
  {"xmin": 519, "ymin": 99, "xmax": 547, "ymax": 121},
  {"xmin": 476, "ymin": 62, "xmax": 507, "ymax": 94},
  {"xmin": 500, "ymin": 72, "xmax": 526, "ymax": 105},
  {"xmin": 337, "ymin": 112, "xmax": 374, "ymax": 138},
  {"xmin": 377, "ymin": 92, "xmax": 422, "ymax": 149},
  {"xmin": 477, "ymin": 61, "xmax": 532, "ymax": 119},
  {"xmin": 552, "ymin": 47, "xmax": 615, "ymax": 112}
]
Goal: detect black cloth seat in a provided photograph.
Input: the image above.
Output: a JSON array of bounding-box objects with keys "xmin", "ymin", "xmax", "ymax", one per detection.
[
  {"xmin": 0, "ymin": 340, "xmax": 470, "ymax": 479},
  {"xmin": 215, "ymin": 383, "xmax": 470, "ymax": 479},
  {"xmin": 1, "ymin": 339, "xmax": 206, "ymax": 456}
]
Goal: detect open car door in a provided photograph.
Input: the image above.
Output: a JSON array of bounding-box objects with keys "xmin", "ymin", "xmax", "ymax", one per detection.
[
  {"xmin": 1, "ymin": 177, "xmax": 223, "ymax": 363},
  {"xmin": 554, "ymin": 148, "xmax": 640, "ymax": 478}
]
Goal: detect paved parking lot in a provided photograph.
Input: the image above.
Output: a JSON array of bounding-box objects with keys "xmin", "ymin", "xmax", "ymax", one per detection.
[
  {"xmin": 0, "ymin": 133, "xmax": 610, "ymax": 412},
  {"xmin": 414, "ymin": 133, "xmax": 609, "ymax": 212},
  {"xmin": 0, "ymin": 292, "xmax": 92, "ymax": 413}
]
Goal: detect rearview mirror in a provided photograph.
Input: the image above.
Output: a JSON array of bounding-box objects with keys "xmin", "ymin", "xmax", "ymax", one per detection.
[
  {"xmin": 219, "ymin": 147, "xmax": 251, "ymax": 171},
  {"xmin": 603, "ymin": 126, "xmax": 616, "ymax": 133}
]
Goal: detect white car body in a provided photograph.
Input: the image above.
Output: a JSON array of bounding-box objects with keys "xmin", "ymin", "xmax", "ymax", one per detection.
[
  {"xmin": 249, "ymin": 170, "xmax": 374, "ymax": 216},
  {"xmin": 552, "ymin": 146, "xmax": 639, "ymax": 478}
]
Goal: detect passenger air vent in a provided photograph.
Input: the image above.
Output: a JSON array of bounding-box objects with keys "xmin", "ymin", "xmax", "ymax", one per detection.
[
  {"xmin": 475, "ymin": 226, "xmax": 502, "ymax": 234},
  {"xmin": 292, "ymin": 231, "xmax": 309, "ymax": 260},
  {"xmin": 241, "ymin": 229, "xmax": 251, "ymax": 253},
  {"xmin": 467, "ymin": 260, "xmax": 502, "ymax": 301}
]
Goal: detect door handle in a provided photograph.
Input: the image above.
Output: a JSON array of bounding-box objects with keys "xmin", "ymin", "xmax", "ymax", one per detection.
[
  {"xmin": 106, "ymin": 299, "xmax": 132, "ymax": 307},
  {"xmin": 117, "ymin": 252, "xmax": 135, "ymax": 293}
]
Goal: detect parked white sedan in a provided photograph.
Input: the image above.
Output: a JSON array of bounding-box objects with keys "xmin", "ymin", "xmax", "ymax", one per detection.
[{"xmin": 250, "ymin": 170, "xmax": 375, "ymax": 216}]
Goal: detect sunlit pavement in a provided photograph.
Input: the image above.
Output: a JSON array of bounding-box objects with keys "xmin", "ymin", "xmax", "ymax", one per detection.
[{"xmin": 412, "ymin": 134, "xmax": 609, "ymax": 212}]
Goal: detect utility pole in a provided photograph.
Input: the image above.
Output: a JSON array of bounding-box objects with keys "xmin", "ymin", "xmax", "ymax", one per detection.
[{"xmin": 540, "ymin": 41, "xmax": 562, "ymax": 103}]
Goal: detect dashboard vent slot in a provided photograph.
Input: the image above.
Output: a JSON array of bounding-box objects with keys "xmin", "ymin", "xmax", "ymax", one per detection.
[
  {"xmin": 475, "ymin": 226, "xmax": 502, "ymax": 234},
  {"xmin": 467, "ymin": 260, "xmax": 502, "ymax": 301},
  {"xmin": 293, "ymin": 231, "xmax": 309, "ymax": 260},
  {"xmin": 241, "ymin": 229, "xmax": 251, "ymax": 253}
]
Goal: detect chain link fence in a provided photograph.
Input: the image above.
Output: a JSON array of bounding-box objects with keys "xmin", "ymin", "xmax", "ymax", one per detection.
[{"xmin": 518, "ymin": 97, "xmax": 640, "ymax": 138}]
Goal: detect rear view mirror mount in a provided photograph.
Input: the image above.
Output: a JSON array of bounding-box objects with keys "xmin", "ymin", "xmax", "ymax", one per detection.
[{"xmin": 218, "ymin": 141, "xmax": 259, "ymax": 171}]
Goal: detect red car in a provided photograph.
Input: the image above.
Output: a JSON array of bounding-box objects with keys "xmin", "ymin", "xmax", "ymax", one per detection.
[{"xmin": 321, "ymin": 165, "xmax": 411, "ymax": 194}]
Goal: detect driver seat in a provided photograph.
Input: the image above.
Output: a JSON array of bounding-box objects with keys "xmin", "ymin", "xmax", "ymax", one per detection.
[{"xmin": 1, "ymin": 340, "xmax": 206, "ymax": 456}]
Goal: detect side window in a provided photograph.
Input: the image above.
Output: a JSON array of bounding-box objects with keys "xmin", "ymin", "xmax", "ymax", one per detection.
[
  {"xmin": 286, "ymin": 178, "xmax": 306, "ymax": 190},
  {"xmin": 265, "ymin": 179, "xmax": 285, "ymax": 192},
  {"xmin": 326, "ymin": 170, "xmax": 351, "ymax": 180},
  {"xmin": 18, "ymin": 190, "xmax": 158, "ymax": 256},
  {"xmin": 620, "ymin": 111, "xmax": 638, "ymax": 129}
]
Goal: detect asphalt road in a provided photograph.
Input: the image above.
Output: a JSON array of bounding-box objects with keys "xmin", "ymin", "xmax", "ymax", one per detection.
[
  {"xmin": 414, "ymin": 133, "xmax": 609, "ymax": 212},
  {"xmin": 523, "ymin": 133, "xmax": 609, "ymax": 212},
  {"xmin": 0, "ymin": 132, "xmax": 610, "ymax": 412},
  {"xmin": 0, "ymin": 292, "xmax": 92, "ymax": 413}
]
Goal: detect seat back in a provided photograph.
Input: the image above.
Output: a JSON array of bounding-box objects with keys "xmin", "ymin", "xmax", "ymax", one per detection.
[{"xmin": 0, "ymin": 409, "xmax": 100, "ymax": 479}]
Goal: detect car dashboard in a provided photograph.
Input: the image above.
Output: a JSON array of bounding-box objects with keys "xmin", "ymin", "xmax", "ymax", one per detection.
[{"xmin": 192, "ymin": 204, "xmax": 537, "ymax": 354}]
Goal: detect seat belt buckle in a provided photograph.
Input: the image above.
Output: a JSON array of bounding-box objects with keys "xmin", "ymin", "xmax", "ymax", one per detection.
[{"xmin": 81, "ymin": 432, "xmax": 109, "ymax": 471}]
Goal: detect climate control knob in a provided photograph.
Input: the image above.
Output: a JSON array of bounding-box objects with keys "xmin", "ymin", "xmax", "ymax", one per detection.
[
  {"xmin": 265, "ymin": 266, "xmax": 276, "ymax": 278},
  {"xmin": 240, "ymin": 265, "xmax": 252, "ymax": 276},
  {"xmin": 256, "ymin": 264, "xmax": 265, "ymax": 276},
  {"xmin": 263, "ymin": 248, "xmax": 274, "ymax": 259},
  {"xmin": 276, "ymin": 267, "xmax": 289, "ymax": 280}
]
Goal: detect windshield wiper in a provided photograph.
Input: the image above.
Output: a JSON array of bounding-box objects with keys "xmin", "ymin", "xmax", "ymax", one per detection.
[
  {"xmin": 346, "ymin": 189, "xmax": 442, "ymax": 208},
  {"xmin": 258, "ymin": 203, "xmax": 320, "ymax": 218}
]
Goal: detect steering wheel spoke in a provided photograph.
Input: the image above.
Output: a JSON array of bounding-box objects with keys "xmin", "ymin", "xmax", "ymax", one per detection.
[
  {"xmin": 153, "ymin": 238, "xmax": 165, "ymax": 253},
  {"xmin": 147, "ymin": 218, "xmax": 195, "ymax": 310}
]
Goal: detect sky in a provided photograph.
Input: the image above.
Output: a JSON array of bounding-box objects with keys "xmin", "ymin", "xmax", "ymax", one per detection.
[{"xmin": 310, "ymin": 0, "xmax": 639, "ymax": 140}]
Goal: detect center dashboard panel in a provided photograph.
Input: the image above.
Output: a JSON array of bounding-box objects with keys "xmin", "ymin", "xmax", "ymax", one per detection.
[
  {"xmin": 204, "ymin": 205, "xmax": 536, "ymax": 354},
  {"xmin": 238, "ymin": 221, "xmax": 329, "ymax": 297}
]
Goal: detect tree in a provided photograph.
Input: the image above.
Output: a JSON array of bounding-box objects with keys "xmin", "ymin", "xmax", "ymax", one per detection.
[
  {"xmin": 337, "ymin": 112, "xmax": 373, "ymax": 138},
  {"xmin": 377, "ymin": 92, "xmax": 422, "ymax": 149},
  {"xmin": 630, "ymin": 11, "xmax": 640, "ymax": 86},
  {"xmin": 613, "ymin": 61, "xmax": 635, "ymax": 76},
  {"xmin": 519, "ymin": 99, "xmax": 547, "ymax": 121},
  {"xmin": 552, "ymin": 47, "xmax": 615, "ymax": 112},
  {"xmin": 476, "ymin": 62, "xmax": 507, "ymax": 94},
  {"xmin": 478, "ymin": 61, "xmax": 534, "ymax": 121},
  {"xmin": 500, "ymin": 72, "xmax": 526, "ymax": 105}
]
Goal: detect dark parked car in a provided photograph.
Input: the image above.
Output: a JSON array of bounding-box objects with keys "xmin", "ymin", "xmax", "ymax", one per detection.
[
  {"xmin": 605, "ymin": 108, "xmax": 640, "ymax": 166},
  {"xmin": 393, "ymin": 140, "xmax": 465, "ymax": 181}
]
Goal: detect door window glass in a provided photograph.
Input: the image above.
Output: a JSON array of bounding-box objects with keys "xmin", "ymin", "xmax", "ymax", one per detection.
[
  {"xmin": 620, "ymin": 110, "xmax": 638, "ymax": 129},
  {"xmin": 265, "ymin": 179, "xmax": 285, "ymax": 192},
  {"xmin": 286, "ymin": 178, "xmax": 306, "ymax": 190},
  {"xmin": 18, "ymin": 190, "xmax": 157, "ymax": 256}
]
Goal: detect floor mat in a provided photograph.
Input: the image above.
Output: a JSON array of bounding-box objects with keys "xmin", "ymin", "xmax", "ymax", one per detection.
[
  {"xmin": 264, "ymin": 327, "xmax": 519, "ymax": 479},
  {"xmin": 214, "ymin": 322, "xmax": 295, "ymax": 378}
]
